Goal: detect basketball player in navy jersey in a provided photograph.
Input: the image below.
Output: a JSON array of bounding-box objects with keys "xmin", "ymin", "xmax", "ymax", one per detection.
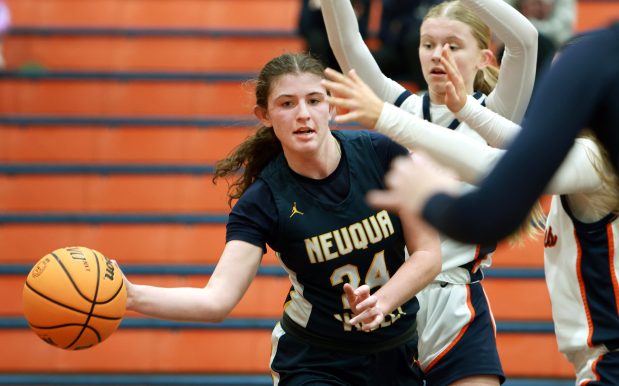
[{"xmin": 122, "ymin": 52, "xmax": 441, "ymax": 386}]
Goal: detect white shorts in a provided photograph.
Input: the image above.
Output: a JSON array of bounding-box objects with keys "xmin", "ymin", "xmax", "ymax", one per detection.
[{"xmin": 416, "ymin": 281, "xmax": 504, "ymax": 385}]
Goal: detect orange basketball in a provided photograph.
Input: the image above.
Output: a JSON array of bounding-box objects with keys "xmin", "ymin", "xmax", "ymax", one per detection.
[{"xmin": 22, "ymin": 246, "xmax": 127, "ymax": 350}]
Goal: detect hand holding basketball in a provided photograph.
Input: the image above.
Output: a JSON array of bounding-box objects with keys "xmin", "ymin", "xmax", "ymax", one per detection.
[{"xmin": 22, "ymin": 246, "xmax": 127, "ymax": 350}]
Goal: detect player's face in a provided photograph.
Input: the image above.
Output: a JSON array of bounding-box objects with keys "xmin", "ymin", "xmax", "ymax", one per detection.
[
  {"xmin": 419, "ymin": 17, "xmax": 487, "ymax": 96},
  {"xmin": 260, "ymin": 72, "xmax": 333, "ymax": 155}
]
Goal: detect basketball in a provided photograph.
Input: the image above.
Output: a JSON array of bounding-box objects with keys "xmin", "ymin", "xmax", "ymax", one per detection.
[{"xmin": 22, "ymin": 246, "xmax": 127, "ymax": 350}]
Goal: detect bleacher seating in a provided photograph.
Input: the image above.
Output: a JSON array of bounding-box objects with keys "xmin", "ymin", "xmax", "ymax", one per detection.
[{"xmin": 1, "ymin": 0, "xmax": 618, "ymax": 384}]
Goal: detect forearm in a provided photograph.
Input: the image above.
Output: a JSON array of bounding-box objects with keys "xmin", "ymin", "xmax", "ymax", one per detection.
[
  {"xmin": 463, "ymin": 0, "xmax": 537, "ymax": 123},
  {"xmin": 374, "ymin": 249, "xmax": 440, "ymax": 315},
  {"xmin": 127, "ymin": 284, "xmax": 230, "ymax": 323},
  {"xmin": 126, "ymin": 240, "xmax": 262, "ymax": 323},
  {"xmin": 544, "ymin": 138, "xmax": 603, "ymax": 195},
  {"xmin": 374, "ymin": 213, "xmax": 441, "ymax": 316},
  {"xmin": 320, "ymin": 0, "xmax": 406, "ymax": 102},
  {"xmin": 455, "ymin": 95, "xmax": 522, "ymax": 147},
  {"xmin": 377, "ymin": 102, "xmax": 502, "ymax": 183}
]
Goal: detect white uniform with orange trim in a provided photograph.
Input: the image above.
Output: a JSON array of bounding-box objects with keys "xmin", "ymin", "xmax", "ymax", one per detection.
[
  {"xmin": 376, "ymin": 81, "xmax": 619, "ymax": 383},
  {"xmin": 320, "ymin": 0, "xmax": 537, "ymax": 381},
  {"xmin": 545, "ymin": 195, "xmax": 619, "ymax": 384}
]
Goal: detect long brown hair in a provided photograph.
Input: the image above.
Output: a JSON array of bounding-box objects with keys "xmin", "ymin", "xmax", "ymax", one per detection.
[
  {"xmin": 213, "ymin": 52, "xmax": 327, "ymax": 207},
  {"xmin": 423, "ymin": 0, "xmax": 499, "ymax": 95}
]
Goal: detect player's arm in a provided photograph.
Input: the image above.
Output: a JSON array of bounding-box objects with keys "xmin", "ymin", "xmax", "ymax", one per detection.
[
  {"xmin": 320, "ymin": 0, "xmax": 408, "ymax": 103},
  {"xmin": 464, "ymin": 0, "xmax": 538, "ymax": 124},
  {"xmin": 323, "ymin": 67, "xmax": 503, "ymax": 184},
  {"xmin": 440, "ymin": 47, "xmax": 522, "ymax": 147},
  {"xmin": 420, "ymin": 29, "xmax": 617, "ymax": 244},
  {"xmin": 347, "ymin": 209, "xmax": 441, "ymax": 331},
  {"xmin": 125, "ymin": 240, "xmax": 262, "ymax": 322}
]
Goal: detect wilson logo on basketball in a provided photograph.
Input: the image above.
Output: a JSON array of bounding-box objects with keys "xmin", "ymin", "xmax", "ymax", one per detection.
[
  {"xmin": 544, "ymin": 226, "xmax": 558, "ymax": 248},
  {"xmin": 31, "ymin": 257, "xmax": 51, "ymax": 278}
]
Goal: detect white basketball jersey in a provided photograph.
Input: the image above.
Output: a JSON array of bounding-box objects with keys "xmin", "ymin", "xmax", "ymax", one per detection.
[
  {"xmin": 401, "ymin": 94, "xmax": 494, "ymax": 283},
  {"xmin": 544, "ymin": 195, "xmax": 619, "ymax": 353}
]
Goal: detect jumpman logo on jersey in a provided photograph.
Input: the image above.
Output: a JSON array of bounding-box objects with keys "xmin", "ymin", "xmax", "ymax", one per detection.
[
  {"xmin": 544, "ymin": 226, "xmax": 558, "ymax": 248},
  {"xmin": 290, "ymin": 202, "xmax": 304, "ymax": 218}
]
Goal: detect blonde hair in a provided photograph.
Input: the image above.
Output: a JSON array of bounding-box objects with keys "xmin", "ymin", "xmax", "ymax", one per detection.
[
  {"xmin": 424, "ymin": 0, "xmax": 499, "ymax": 94},
  {"xmin": 580, "ymin": 130, "xmax": 619, "ymax": 215},
  {"xmin": 507, "ymin": 201, "xmax": 546, "ymax": 246},
  {"xmin": 507, "ymin": 130, "xmax": 619, "ymax": 244}
]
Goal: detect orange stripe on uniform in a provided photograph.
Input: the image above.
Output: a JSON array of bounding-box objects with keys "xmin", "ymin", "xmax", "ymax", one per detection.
[
  {"xmin": 425, "ymin": 285, "xmax": 475, "ymax": 372},
  {"xmin": 579, "ymin": 353, "xmax": 603, "ymax": 385},
  {"xmin": 574, "ymin": 228, "xmax": 595, "ymax": 348},
  {"xmin": 607, "ymin": 223, "xmax": 619, "ymax": 317},
  {"xmin": 471, "ymin": 244, "xmax": 488, "ymax": 273}
]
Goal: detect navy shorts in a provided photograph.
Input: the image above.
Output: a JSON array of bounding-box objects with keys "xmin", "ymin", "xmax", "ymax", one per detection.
[
  {"xmin": 580, "ymin": 350, "xmax": 619, "ymax": 385},
  {"xmin": 270, "ymin": 323, "xmax": 422, "ymax": 386}
]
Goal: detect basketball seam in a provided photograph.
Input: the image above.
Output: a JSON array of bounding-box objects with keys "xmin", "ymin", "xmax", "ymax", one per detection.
[
  {"xmin": 23, "ymin": 282, "xmax": 123, "ymax": 321},
  {"xmin": 63, "ymin": 248, "xmax": 103, "ymax": 349}
]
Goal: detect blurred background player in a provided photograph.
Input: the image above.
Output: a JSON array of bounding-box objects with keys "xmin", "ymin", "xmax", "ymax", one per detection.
[
  {"xmin": 298, "ymin": 0, "xmax": 370, "ymax": 71},
  {"xmin": 0, "ymin": 0, "xmax": 11, "ymax": 70},
  {"xmin": 498, "ymin": 0, "xmax": 576, "ymax": 86}
]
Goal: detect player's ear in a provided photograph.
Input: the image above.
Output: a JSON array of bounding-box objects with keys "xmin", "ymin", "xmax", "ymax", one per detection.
[
  {"xmin": 254, "ymin": 105, "xmax": 272, "ymax": 127},
  {"xmin": 477, "ymin": 48, "xmax": 496, "ymax": 70}
]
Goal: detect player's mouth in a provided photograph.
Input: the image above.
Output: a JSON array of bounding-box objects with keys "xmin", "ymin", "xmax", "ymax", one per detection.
[{"xmin": 294, "ymin": 128, "xmax": 315, "ymax": 135}]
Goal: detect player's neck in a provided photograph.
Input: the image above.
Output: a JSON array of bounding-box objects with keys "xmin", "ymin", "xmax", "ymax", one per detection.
[{"xmin": 286, "ymin": 137, "xmax": 341, "ymax": 180}]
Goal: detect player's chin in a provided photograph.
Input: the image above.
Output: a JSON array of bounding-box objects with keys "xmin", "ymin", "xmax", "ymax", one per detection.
[{"xmin": 426, "ymin": 80, "xmax": 448, "ymax": 95}]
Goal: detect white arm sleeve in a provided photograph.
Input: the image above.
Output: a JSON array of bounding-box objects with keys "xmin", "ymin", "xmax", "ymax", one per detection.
[
  {"xmin": 462, "ymin": 0, "xmax": 538, "ymax": 124},
  {"xmin": 378, "ymin": 103, "xmax": 603, "ymax": 194},
  {"xmin": 376, "ymin": 102, "xmax": 503, "ymax": 184},
  {"xmin": 544, "ymin": 138, "xmax": 604, "ymax": 195},
  {"xmin": 320, "ymin": 0, "xmax": 409, "ymax": 103},
  {"xmin": 456, "ymin": 95, "xmax": 522, "ymax": 147}
]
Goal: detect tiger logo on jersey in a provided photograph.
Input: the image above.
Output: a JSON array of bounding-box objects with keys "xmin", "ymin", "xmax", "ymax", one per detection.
[
  {"xmin": 544, "ymin": 226, "xmax": 558, "ymax": 248},
  {"xmin": 290, "ymin": 202, "xmax": 304, "ymax": 219}
]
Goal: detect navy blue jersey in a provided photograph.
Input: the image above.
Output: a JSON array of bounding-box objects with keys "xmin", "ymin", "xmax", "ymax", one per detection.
[
  {"xmin": 228, "ymin": 130, "xmax": 416, "ymax": 352},
  {"xmin": 227, "ymin": 130, "xmax": 408, "ymax": 250}
]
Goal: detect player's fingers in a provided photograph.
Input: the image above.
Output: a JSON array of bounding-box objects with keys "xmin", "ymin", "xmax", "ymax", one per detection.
[
  {"xmin": 322, "ymin": 79, "xmax": 354, "ymax": 98},
  {"xmin": 324, "ymin": 68, "xmax": 355, "ymax": 88},
  {"xmin": 325, "ymin": 94, "xmax": 358, "ymax": 108},
  {"xmin": 343, "ymin": 283, "xmax": 359, "ymax": 312},
  {"xmin": 345, "ymin": 69, "xmax": 369, "ymax": 90},
  {"xmin": 361, "ymin": 313, "xmax": 385, "ymax": 332},
  {"xmin": 355, "ymin": 295, "xmax": 378, "ymax": 311},
  {"xmin": 333, "ymin": 110, "xmax": 367, "ymax": 125},
  {"xmin": 324, "ymin": 67, "xmax": 347, "ymax": 80},
  {"xmin": 349, "ymin": 308, "xmax": 375, "ymax": 325},
  {"xmin": 439, "ymin": 56, "xmax": 466, "ymax": 94},
  {"xmin": 354, "ymin": 284, "xmax": 371, "ymax": 298},
  {"xmin": 366, "ymin": 191, "xmax": 403, "ymax": 212}
]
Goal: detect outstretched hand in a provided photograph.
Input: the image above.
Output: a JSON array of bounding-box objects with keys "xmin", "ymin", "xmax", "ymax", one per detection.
[
  {"xmin": 343, "ymin": 283, "xmax": 385, "ymax": 332},
  {"xmin": 440, "ymin": 44, "xmax": 468, "ymax": 113},
  {"xmin": 321, "ymin": 68, "xmax": 385, "ymax": 129},
  {"xmin": 367, "ymin": 153, "xmax": 461, "ymax": 215}
]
